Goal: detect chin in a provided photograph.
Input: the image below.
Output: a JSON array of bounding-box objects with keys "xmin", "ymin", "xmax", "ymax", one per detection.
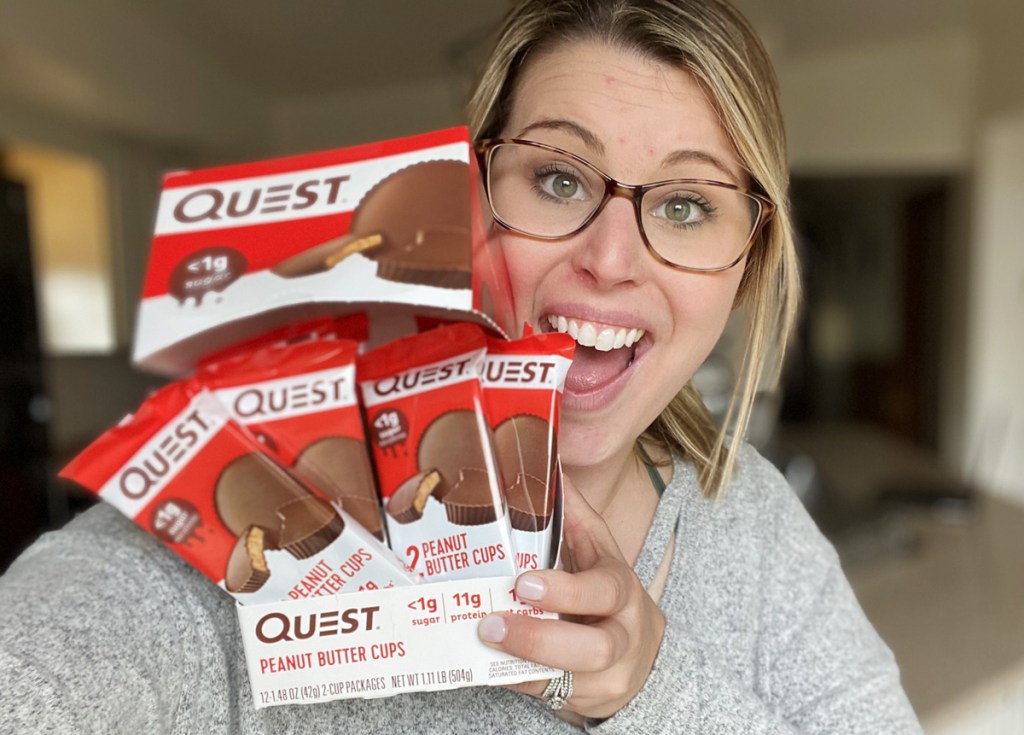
[{"xmin": 555, "ymin": 415, "xmax": 629, "ymax": 472}]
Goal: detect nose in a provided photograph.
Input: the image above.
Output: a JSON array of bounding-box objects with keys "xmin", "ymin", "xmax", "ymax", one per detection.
[{"xmin": 569, "ymin": 195, "xmax": 646, "ymax": 287}]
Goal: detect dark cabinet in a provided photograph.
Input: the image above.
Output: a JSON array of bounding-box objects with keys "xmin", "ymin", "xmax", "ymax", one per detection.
[{"xmin": 0, "ymin": 176, "xmax": 50, "ymax": 571}]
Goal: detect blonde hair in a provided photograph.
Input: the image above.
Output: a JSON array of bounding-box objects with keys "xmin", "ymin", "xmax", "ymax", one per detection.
[{"xmin": 467, "ymin": 0, "xmax": 800, "ymax": 497}]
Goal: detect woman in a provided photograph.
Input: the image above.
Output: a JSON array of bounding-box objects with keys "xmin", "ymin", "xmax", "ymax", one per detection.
[
  {"xmin": 0, "ymin": 0, "xmax": 920, "ymax": 732},
  {"xmin": 466, "ymin": 1, "xmax": 920, "ymax": 729}
]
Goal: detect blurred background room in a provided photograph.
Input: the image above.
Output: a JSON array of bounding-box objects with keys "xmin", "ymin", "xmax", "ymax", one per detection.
[{"xmin": 0, "ymin": 1, "xmax": 1022, "ymax": 731}]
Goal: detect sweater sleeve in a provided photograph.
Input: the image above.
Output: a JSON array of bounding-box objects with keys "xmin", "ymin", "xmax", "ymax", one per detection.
[
  {"xmin": 589, "ymin": 451, "xmax": 922, "ymax": 734},
  {"xmin": 752, "ymin": 482, "xmax": 922, "ymax": 734},
  {"xmin": 588, "ymin": 621, "xmax": 800, "ymax": 734},
  {"xmin": 0, "ymin": 505, "xmax": 241, "ymax": 735}
]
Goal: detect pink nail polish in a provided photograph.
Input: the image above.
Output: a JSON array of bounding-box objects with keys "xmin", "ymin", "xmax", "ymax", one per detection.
[
  {"xmin": 478, "ymin": 614, "xmax": 506, "ymax": 643},
  {"xmin": 516, "ymin": 574, "xmax": 546, "ymax": 601}
]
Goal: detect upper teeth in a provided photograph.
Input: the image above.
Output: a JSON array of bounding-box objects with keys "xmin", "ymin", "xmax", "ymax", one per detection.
[{"xmin": 547, "ymin": 315, "xmax": 645, "ymax": 352}]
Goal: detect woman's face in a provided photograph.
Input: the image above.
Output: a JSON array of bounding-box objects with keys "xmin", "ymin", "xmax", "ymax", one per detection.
[{"xmin": 496, "ymin": 40, "xmax": 748, "ymax": 470}]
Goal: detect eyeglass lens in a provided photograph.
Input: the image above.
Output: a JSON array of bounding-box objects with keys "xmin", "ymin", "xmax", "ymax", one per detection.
[{"xmin": 485, "ymin": 142, "xmax": 762, "ymax": 270}]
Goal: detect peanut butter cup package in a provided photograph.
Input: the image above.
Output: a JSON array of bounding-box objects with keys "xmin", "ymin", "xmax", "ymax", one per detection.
[
  {"xmin": 60, "ymin": 381, "xmax": 416, "ymax": 605},
  {"xmin": 357, "ymin": 323, "xmax": 516, "ymax": 581},
  {"xmin": 196, "ymin": 337, "xmax": 386, "ymax": 542},
  {"xmin": 198, "ymin": 312, "xmax": 369, "ymax": 369},
  {"xmin": 482, "ymin": 333, "xmax": 574, "ymax": 571}
]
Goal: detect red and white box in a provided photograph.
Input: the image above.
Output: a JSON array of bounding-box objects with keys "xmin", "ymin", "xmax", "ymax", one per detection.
[
  {"xmin": 237, "ymin": 577, "xmax": 557, "ymax": 708},
  {"xmin": 134, "ymin": 127, "xmax": 514, "ymax": 376},
  {"xmin": 114, "ymin": 127, "xmax": 562, "ymax": 705}
]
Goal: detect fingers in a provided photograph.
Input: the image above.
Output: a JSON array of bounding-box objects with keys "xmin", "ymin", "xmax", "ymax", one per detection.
[
  {"xmin": 513, "ymin": 561, "xmax": 636, "ymax": 617},
  {"xmin": 478, "ymin": 612, "xmax": 628, "ymax": 673},
  {"xmin": 477, "ymin": 475, "xmax": 667, "ymax": 719},
  {"xmin": 559, "ymin": 474, "xmax": 625, "ymax": 571}
]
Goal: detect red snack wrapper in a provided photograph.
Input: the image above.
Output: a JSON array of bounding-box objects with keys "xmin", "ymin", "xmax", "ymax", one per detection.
[
  {"xmin": 196, "ymin": 337, "xmax": 386, "ymax": 542},
  {"xmin": 59, "ymin": 381, "xmax": 416, "ymax": 604},
  {"xmin": 357, "ymin": 323, "xmax": 516, "ymax": 581},
  {"xmin": 482, "ymin": 333, "xmax": 575, "ymax": 571},
  {"xmin": 198, "ymin": 312, "xmax": 369, "ymax": 369}
]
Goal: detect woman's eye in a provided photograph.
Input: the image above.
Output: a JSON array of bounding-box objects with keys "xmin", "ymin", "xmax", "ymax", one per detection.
[
  {"xmin": 548, "ymin": 174, "xmax": 579, "ymax": 198},
  {"xmin": 534, "ymin": 168, "xmax": 587, "ymax": 201},
  {"xmin": 665, "ymin": 198, "xmax": 694, "ymax": 221},
  {"xmin": 652, "ymin": 195, "xmax": 704, "ymax": 224}
]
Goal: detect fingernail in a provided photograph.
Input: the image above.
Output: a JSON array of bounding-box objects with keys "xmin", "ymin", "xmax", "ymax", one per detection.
[
  {"xmin": 516, "ymin": 574, "xmax": 546, "ymax": 601},
  {"xmin": 478, "ymin": 614, "xmax": 506, "ymax": 643}
]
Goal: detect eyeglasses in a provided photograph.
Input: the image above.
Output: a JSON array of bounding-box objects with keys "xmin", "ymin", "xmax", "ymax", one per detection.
[{"xmin": 475, "ymin": 139, "xmax": 775, "ymax": 272}]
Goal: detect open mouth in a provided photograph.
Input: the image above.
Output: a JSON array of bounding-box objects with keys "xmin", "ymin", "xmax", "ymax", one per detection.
[
  {"xmin": 544, "ymin": 314, "xmax": 649, "ymax": 397},
  {"xmin": 545, "ymin": 315, "xmax": 646, "ymax": 352}
]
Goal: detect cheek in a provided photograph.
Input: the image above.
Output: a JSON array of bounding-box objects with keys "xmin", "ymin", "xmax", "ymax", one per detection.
[
  {"xmin": 666, "ymin": 268, "xmax": 745, "ymax": 352},
  {"xmin": 497, "ymin": 233, "xmax": 553, "ymax": 326}
]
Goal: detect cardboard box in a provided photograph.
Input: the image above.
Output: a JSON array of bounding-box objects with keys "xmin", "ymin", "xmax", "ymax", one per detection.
[
  {"xmin": 129, "ymin": 128, "xmax": 557, "ymax": 706},
  {"xmin": 238, "ymin": 576, "xmax": 557, "ymax": 708},
  {"xmin": 134, "ymin": 127, "xmax": 515, "ymax": 376},
  {"xmin": 126, "ymin": 127, "xmax": 565, "ymax": 708}
]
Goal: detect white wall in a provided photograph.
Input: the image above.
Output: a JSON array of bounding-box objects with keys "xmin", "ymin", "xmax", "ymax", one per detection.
[
  {"xmin": 5, "ymin": 144, "xmax": 115, "ymax": 354},
  {"xmin": 964, "ymin": 110, "xmax": 1024, "ymax": 503},
  {"xmin": 780, "ymin": 30, "xmax": 975, "ymax": 173},
  {"xmin": 0, "ymin": 2, "xmax": 271, "ymax": 157},
  {"xmin": 770, "ymin": 15, "xmax": 1024, "ymax": 504},
  {"xmin": 0, "ymin": 96, "xmax": 173, "ymax": 342},
  {"xmin": 269, "ymin": 77, "xmax": 467, "ymax": 155},
  {"xmin": 773, "ymin": 28, "xmax": 977, "ymax": 481}
]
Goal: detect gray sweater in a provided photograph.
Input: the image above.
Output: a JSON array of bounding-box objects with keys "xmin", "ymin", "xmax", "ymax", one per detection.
[{"xmin": 0, "ymin": 447, "xmax": 921, "ymax": 733}]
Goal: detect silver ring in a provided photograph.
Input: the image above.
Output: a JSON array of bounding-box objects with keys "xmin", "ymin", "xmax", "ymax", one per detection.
[{"xmin": 542, "ymin": 670, "xmax": 574, "ymax": 711}]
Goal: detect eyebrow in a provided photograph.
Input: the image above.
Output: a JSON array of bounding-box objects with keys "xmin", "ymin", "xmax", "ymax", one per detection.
[
  {"xmin": 514, "ymin": 119, "xmax": 605, "ymax": 156},
  {"xmin": 661, "ymin": 149, "xmax": 739, "ymax": 183},
  {"xmin": 514, "ymin": 118, "xmax": 741, "ymax": 184}
]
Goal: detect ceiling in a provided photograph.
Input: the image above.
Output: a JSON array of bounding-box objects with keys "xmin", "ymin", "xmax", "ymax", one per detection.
[
  {"xmin": 158, "ymin": 0, "xmax": 970, "ymax": 95},
  {"xmin": 0, "ymin": 0, "xmax": 970, "ymax": 98},
  {"xmin": 0, "ymin": 0, "xmax": 974, "ymax": 158},
  {"xmin": 137, "ymin": 0, "xmax": 511, "ymax": 96}
]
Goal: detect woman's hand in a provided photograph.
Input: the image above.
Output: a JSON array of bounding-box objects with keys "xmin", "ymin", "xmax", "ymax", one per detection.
[{"xmin": 477, "ymin": 476, "xmax": 666, "ymax": 720}]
